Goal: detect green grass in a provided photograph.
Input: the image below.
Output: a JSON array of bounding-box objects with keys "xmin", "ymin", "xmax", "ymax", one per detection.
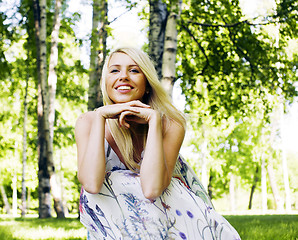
[
  {"xmin": 0, "ymin": 217, "xmax": 87, "ymax": 240},
  {"xmin": 0, "ymin": 215, "xmax": 297, "ymax": 239},
  {"xmin": 224, "ymin": 214, "xmax": 298, "ymax": 240}
]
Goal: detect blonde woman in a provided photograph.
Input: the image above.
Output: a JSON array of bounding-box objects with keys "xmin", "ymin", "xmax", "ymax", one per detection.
[{"xmin": 75, "ymin": 47, "xmax": 240, "ymax": 239}]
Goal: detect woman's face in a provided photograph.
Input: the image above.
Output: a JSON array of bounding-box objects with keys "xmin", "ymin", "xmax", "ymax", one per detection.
[{"xmin": 105, "ymin": 52, "xmax": 147, "ymax": 104}]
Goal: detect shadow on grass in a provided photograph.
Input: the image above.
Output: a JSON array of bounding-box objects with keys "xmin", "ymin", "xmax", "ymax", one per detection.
[
  {"xmin": 224, "ymin": 214, "xmax": 298, "ymax": 240},
  {"xmin": 0, "ymin": 226, "xmax": 14, "ymax": 239}
]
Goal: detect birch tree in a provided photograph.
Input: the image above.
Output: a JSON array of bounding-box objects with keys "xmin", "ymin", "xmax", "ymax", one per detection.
[
  {"xmin": 148, "ymin": 0, "xmax": 167, "ymax": 79},
  {"xmin": 161, "ymin": 0, "xmax": 181, "ymax": 97},
  {"xmin": 21, "ymin": 74, "xmax": 29, "ymax": 217},
  {"xmin": 48, "ymin": 0, "xmax": 65, "ymax": 218},
  {"xmin": 88, "ymin": 0, "xmax": 108, "ymax": 111},
  {"xmin": 34, "ymin": 0, "xmax": 64, "ymax": 218},
  {"xmin": 33, "ymin": 0, "xmax": 52, "ymax": 218}
]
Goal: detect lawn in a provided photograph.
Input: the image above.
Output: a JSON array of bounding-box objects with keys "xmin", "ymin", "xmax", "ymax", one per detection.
[
  {"xmin": 225, "ymin": 214, "xmax": 298, "ymax": 240},
  {"xmin": 0, "ymin": 216, "xmax": 87, "ymax": 240},
  {"xmin": 0, "ymin": 214, "xmax": 297, "ymax": 239}
]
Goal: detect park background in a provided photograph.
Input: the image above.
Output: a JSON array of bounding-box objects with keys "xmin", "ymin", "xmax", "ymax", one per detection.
[{"xmin": 0, "ymin": 0, "xmax": 297, "ymax": 239}]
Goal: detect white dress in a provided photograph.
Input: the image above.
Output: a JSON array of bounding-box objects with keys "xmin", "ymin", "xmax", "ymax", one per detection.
[{"xmin": 79, "ymin": 140, "xmax": 241, "ymax": 240}]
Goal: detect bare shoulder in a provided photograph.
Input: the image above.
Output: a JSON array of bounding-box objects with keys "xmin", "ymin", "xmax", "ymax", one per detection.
[
  {"xmin": 75, "ymin": 111, "xmax": 95, "ymax": 133},
  {"xmin": 76, "ymin": 111, "xmax": 94, "ymax": 125},
  {"xmin": 163, "ymin": 118, "xmax": 186, "ymax": 138}
]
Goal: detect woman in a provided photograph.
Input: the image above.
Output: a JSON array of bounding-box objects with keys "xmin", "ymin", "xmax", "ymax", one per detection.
[{"xmin": 75, "ymin": 47, "xmax": 240, "ymax": 239}]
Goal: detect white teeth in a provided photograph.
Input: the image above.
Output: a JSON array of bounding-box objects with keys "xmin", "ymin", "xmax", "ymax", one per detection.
[{"xmin": 117, "ymin": 86, "xmax": 132, "ymax": 90}]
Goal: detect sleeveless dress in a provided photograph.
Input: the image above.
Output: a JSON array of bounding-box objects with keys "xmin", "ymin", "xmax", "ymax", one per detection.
[{"xmin": 79, "ymin": 139, "xmax": 241, "ymax": 240}]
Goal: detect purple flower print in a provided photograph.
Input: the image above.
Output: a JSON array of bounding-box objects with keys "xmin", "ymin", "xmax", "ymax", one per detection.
[
  {"xmin": 215, "ymin": 220, "xmax": 218, "ymax": 229},
  {"xmin": 186, "ymin": 210, "xmax": 194, "ymax": 218},
  {"xmin": 179, "ymin": 232, "xmax": 187, "ymax": 239},
  {"xmin": 82, "ymin": 196, "xmax": 107, "ymax": 237},
  {"xmin": 176, "ymin": 209, "xmax": 182, "ymax": 216},
  {"xmin": 96, "ymin": 204, "xmax": 105, "ymax": 217}
]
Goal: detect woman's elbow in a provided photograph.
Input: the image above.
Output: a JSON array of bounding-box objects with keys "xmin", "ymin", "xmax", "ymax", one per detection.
[
  {"xmin": 141, "ymin": 177, "xmax": 171, "ymax": 200},
  {"xmin": 82, "ymin": 184, "xmax": 102, "ymax": 194},
  {"xmin": 78, "ymin": 175, "xmax": 103, "ymax": 194},
  {"xmin": 142, "ymin": 188, "xmax": 163, "ymax": 200},
  {"xmin": 142, "ymin": 182, "xmax": 169, "ymax": 200}
]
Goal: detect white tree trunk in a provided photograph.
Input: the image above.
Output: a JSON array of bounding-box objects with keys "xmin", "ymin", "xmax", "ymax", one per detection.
[
  {"xmin": 229, "ymin": 174, "xmax": 236, "ymax": 212},
  {"xmin": 148, "ymin": 0, "xmax": 167, "ymax": 79},
  {"xmin": 200, "ymin": 124, "xmax": 208, "ymax": 190},
  {"xmin": 282, "ymin": 151, "xmax": 291, "ymax": 212},
  {"xmin": 267, "ymin": 162, "xmax": 284, "ymax": 210},
  {"xmin": 38, "ymin": 0, "xmax": 52, "ymax": 218},
  {"xmin": 0, "ymin": 184, "xmax": 11, "ymax": 214},
  {"xmin": 21, "ymin": 75, "xmax": 28, "ymax": 217},
  {"xmin": 48, "ymin": 0, "xmax": 65, "ymax": 218},
  {"xmin": 12, "ymin": 169, "xmax": 18, "ymax": 217},
  {"xmin": 261, "ymin": 157, "xmax": 267, "ymax": 213},
  {"xmin": 280, "ymin": 102, "xmax": 291, "ymax": 212},
  {"xmin": 48, "ymin": 0, "xmax": 62, "ymax": 140},
  {"xmin": 267, "ymin": 103, "xmax": 284, "ymax": 211},
  {"xmin": 161, "ymin": 0, "xmax": 182, "ymax": 97},
  {"xmin": 88, "ymin": 0, "xmax": 107, "ymax": 110}
]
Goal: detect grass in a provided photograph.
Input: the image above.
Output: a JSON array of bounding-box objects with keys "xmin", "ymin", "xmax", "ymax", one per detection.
[
  {"xmin": 0, "ymin": 216, "xmax": 87, "ymax": 240},
  {"xmin": 225, "ymin": 214, "xmax": 298, "ymax": 240},
  {"xmin": 0, "ymin": 214, "xmax": 297, "ymax": 239}
]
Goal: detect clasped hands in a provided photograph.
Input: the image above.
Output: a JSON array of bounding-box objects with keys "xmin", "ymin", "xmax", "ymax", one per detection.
[{"xmin": 95, "ymin": 100, "xmax": 160, "ymax": 129}]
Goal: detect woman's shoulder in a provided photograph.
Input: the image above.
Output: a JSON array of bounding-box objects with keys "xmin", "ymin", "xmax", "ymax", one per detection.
[
  {"xmin": 75, "ymin": 111, "xmax": 96, "ymax": 129},
  {"xmin": 163, "ymin": 117, "xmax": 186, "ymax": 136}
]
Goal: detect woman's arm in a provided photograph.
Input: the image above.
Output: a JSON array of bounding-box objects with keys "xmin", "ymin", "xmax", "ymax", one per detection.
[
  {"xmin": 75, "ymin": 101, "xmax": 151, "ymax": 194},
  {"xmin": 119, "ymin": 105, "xmax": 185, "ymax": 199},
  {"xmin": 140, "ymin": 113, "xmax": 185, "ymax": 199},
  {"xmin": 75, "ymin": 111, "xmax": 106, "ymax": 194}
]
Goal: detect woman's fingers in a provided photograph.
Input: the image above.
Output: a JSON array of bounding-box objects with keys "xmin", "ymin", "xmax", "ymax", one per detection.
[
  {"xmin": 119, "ymin": 111, "xmax": 133, "ymax": 128},
  {"xmin": 97, "ymin": 101, "xmax": 152, "ymax": 126},
  {"xmin": 127, "ymin": 100, "xmax": 151, "ymax": 109},
  {"xmin": 119, "ymin": 107, "xmax": 154, "ymax": 128}
]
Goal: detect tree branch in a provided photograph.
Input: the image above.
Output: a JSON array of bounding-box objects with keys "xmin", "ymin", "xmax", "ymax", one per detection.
[
  {"xmin": 179, "ymin": 20, "xmax": 211, "ymax": 75},
  {"xmin": 109, "ymin": 3, "xmax": 137, "ymax": 25},
  {"xmin": 183, "ymin": 17, "xmax": 288, "ymax": 29}
]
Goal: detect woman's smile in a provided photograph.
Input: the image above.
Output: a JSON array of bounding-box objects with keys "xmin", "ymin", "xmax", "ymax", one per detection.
[{"xmin": 115, "ymin": 83, "xmax": 134, "ymax": 92}]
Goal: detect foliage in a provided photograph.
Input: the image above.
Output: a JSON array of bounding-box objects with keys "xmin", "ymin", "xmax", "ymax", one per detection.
[
  {"xmin": 0, "ymin": 0, "xmax": 297, "ymax": 215},
  {"xmin": 0, "ymin": 0, "xmax": 87, "ymax": 215},
  {"xmin": 178, "ymin": 0, "xmax": 297, "ymax": 120},
  {"xmin": 176, "ymin": 0, "xmax": 298, "ymax": 201}
]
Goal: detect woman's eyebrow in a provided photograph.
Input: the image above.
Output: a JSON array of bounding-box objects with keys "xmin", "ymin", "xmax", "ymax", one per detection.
[{"xmin": 108, "ymin": 64, "xmax": 139, "ymax": 68}]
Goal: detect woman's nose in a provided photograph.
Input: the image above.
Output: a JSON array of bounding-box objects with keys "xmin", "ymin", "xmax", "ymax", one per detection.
[{"xmin": 119, "ymin": 70, "xmax": 128, "ymax": 80}]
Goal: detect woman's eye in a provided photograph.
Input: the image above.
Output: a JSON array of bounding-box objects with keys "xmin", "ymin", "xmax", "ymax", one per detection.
[
  {"xmin": 130, "ymin": 69, "xmax": 139, "ymax": 73},
  {"xmin": 110, "ymin": 69, "xmax": 119, "ymax": 73}
]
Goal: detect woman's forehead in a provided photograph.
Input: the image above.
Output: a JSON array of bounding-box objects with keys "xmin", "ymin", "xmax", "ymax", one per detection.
[{"xmin": 108, "ymin": 52, "xmax": 138, "ymax": 67}]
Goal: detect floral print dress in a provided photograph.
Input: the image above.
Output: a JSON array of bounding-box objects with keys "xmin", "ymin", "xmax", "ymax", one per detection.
[{"xmin": 79, "ymin": 140, "xmax": 241, "ymax": 240}]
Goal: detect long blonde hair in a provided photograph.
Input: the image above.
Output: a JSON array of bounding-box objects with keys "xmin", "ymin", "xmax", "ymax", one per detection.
[{"xmin": 101, "ymin": 47, "xmax": 185, "ymax": 171}]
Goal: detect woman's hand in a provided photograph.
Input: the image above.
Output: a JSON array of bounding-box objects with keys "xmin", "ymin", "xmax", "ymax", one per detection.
[
  {"xmin": 118, "ymin": 106, "xmax": 160, "ymax": 128},
  {"xmin": 96, "ymin": 100, "xmax": 157, "ymax": 128}
]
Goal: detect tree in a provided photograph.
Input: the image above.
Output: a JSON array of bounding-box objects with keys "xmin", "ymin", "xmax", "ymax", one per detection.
[
  {"xmin": 32, "ymin": 0, "xmax": 53, "ymax": 218},
  {"xmin": 48, "ymin": 0, "xmax": 65, "ymax": 218},
  {"xmin": 88, "ymin": 0, "xmax": 108, "ymax": 110},
  {"xmin": 161, "ymin": 0, "xmax": 182, "ymax": 96},
  {"xmin": 148, "ymin": 0, "xmax": 167, "ymax": 79},
  {"xmin": 174, "ymin": 0, "xmax": 297, "ymax": 203},
  {"xmin": 33, "ymin": 0, "xmax": 65, "ymax": 218},
  {"xmin": 0, "ymin": 0, "xmax": 88, "ymax": 217},
  {"xmin": 21, "ymin": 72, "xmax": 29, "ymax": 217}
]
